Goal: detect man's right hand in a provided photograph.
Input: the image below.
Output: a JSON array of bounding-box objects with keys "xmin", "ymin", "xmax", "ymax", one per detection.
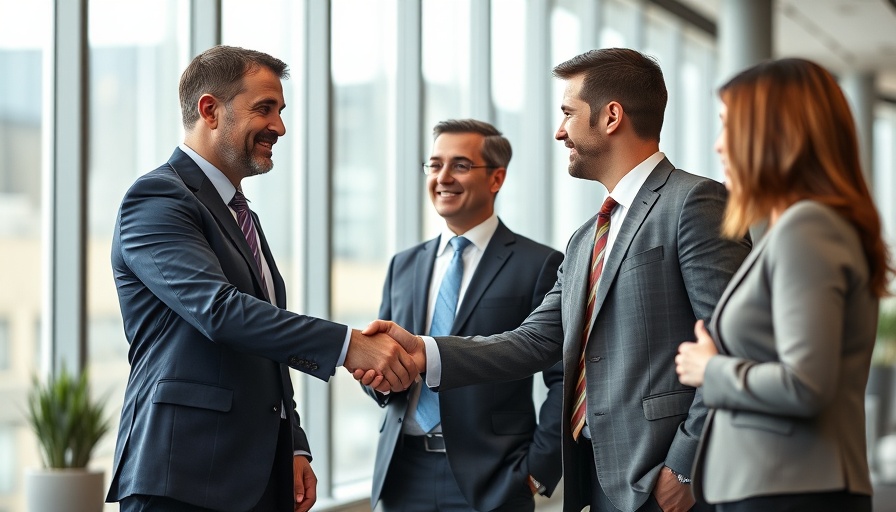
[
  {"xmin": 352, "ymin": 321, "xmax": 427, "ymax": 392},
  {"xmin": 343, "ymin": 329, "xmax": 418, "ymax": 392},
  {"xmin": 362, "ymin": 320, "xmax": 426, "ymax": 370}
]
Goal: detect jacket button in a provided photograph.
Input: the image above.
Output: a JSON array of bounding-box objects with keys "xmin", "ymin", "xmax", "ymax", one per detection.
[
  {"xmin": 273, "ymin": 405, "xmax": 280, "ymax": 413},
  {"xmin": 589, "ymin": 356, "xmax": 602, "ymax": 363},
  {"xmin": 310, "ymin": 363, "xmax": 319, "ymax": 371},
  {"xmin": 288, "ymin": 356, "xmax": 299, "ymax": 365}
]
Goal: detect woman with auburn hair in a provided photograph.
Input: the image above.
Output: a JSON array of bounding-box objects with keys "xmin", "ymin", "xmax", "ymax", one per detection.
[{"xmin": 675, "ymin": 57, "xmax": 892, "ymax": 512}]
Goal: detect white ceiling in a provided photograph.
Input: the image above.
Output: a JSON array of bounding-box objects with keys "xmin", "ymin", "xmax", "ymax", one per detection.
[{"xmin": 677, "ymin": 0, "xmax": 896, "ymax": 96}]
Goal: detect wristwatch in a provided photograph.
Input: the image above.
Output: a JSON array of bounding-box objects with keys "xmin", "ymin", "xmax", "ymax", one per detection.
[
  {"xmin": 528, "ymin": 475, "xmax": 547, "ymax": 494},
  {"xmin": 666, "ymin": 467, "xmax": 691, "ymax": 484}
]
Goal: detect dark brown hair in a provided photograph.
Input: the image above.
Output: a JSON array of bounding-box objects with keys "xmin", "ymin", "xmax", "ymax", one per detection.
[{"xmin": 552, "ymin": 48, "xmax": 667, "ymax": 141}]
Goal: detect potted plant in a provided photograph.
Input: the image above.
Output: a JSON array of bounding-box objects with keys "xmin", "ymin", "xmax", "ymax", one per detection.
[{"xmin": 24, "ymin": 365, "xmax": 111, "ymax": 512}]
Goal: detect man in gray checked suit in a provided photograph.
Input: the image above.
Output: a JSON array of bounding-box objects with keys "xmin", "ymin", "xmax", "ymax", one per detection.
[{"xmin": 359, "ymin": 48, "xmax": 751, "ymax": 512}]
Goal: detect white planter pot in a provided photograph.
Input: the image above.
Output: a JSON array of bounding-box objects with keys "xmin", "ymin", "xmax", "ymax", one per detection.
[{"xmin": 25, "ymin": 468, "xmax": 105, "ymax": 512}]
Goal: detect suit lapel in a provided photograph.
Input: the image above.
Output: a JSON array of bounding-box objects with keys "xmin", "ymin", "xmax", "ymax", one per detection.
[
  {"xmin": 708, "ymin": 232, "xmax": 767, "ymax": 354},
  {"xmin": 564, "ymin": 218, "xmax": 599, "ymax": 361},
  {"xmin": 412, "ymin": 238, "xmax": 438, "ymax": 334},
  {"xmin": 589, "ymin": 159, "xmax": 672, "ymax": 324},
  {"xmin": 167, "ymin": 148, "xmax": 270, "ymax": 302},
  {"xmin": 452, "ymin": 221, "xmax": 514, "ymax": 333}
]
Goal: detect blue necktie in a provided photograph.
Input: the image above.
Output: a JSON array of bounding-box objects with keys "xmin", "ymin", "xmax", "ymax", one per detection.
[{"xmin": 415, "ymin": 236, "xmax": 472, "ymax": 433}]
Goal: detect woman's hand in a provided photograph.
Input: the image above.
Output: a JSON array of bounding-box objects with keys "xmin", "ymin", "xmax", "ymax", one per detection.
[{"xmin": 675, "ymin": 320, "xmax": 718, "ymax": 387}]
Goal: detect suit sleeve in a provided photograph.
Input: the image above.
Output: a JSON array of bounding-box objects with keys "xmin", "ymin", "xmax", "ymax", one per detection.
[
  {"xmin": 665, "ymin": 179, "xmax": 752, "ymax": 476},
  {"xmin": 703, "ymin": 207, "xmax": 856, "ymax": 417},
  {"xmin": 116, "ymin": 174, "xmax": 347, "ymax": 379},
  {"xmin": 522, "ymin": 250, "xmax": 565, "ymax": 495},
  {"xmin": 436, "ymin": 247, "xmax": 567, "ymax": 390}
]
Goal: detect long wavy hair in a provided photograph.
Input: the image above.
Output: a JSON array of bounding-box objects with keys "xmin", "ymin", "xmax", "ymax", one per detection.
[{"xmin": 719, "ymin": 58, "xmax": 892, "ymax": 296}]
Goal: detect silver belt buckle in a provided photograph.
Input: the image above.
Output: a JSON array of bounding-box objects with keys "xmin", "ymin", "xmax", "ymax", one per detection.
[{"xmin": 424, "ymin": 433, "xmax": 446, "ymax": 453}]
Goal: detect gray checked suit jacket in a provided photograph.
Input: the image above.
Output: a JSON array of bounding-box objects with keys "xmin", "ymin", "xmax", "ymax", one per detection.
[{"xmin": 435, "ymin": 159, "xmax": 752, "ymax": 512}]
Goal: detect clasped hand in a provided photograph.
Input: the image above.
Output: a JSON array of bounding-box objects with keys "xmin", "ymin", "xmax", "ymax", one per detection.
[{"xmin": 342, "ymin": 321, "xmax": 426, "ymax": 393}]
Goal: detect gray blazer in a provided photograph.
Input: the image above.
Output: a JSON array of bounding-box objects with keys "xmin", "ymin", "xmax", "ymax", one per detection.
[
  {"xmin": 366, "ymin": 221, "xmax": 565, "ymax": 511},
  {"xmin": 436, "ymin": 159, "xmax": 751, "ymax": 512},
  {"xmin": 693, "ymin": 200, "xmax": 876, "ymax": 503}
]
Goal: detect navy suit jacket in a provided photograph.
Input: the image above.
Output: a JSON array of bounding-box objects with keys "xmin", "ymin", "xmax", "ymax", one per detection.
[
  {"xmin": 107, "ymin": 148, "xmax": 347, "ymax": 511},
  {"xmin": 366, "ymin": 221, "xmax": 565, "ymax": 511}
]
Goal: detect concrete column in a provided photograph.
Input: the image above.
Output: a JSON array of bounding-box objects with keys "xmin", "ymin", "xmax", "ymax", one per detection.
[
  {"xmin": 840, "ymin": 71, "xmax": 876, "ymax": 186},
  {"xmin": 717, "ymin": 0, "xmax": 772, "ymax": 84}
]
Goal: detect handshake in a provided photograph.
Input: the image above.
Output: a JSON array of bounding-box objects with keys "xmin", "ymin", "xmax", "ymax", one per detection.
[{"xmin": 343, "ymin": 320, "xmax": 428, "ymax": 393}]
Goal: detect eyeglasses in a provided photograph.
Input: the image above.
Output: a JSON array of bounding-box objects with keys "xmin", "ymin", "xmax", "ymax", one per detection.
[{"xmin": 422, "ymin": 161, "xmax": 494, "ymax": 175}]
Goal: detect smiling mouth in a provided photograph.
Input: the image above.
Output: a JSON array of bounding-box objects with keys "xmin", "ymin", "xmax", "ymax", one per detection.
[{"xmin": 437, "ymin": 191, "xmax": 460, "ymax": 197}]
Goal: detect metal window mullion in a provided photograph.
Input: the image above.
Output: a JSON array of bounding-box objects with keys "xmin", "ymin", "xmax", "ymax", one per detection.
[
  {"xmin": 190, "ymin": 0, "xmax": 221, "ymax": 57},
  {"xmin": 395, "ymin": 0, "xmax": 423, "ymax": 250},
  {"xmin": 519, "ymin": 0, "xmax": 552, "ymax": 244},
  {"xmin": 302, "ymin": 0, "xmax": 334, "ymax": 498},
  {"xmin": 469, "ymin": 0, "xmax": 492, "ymax": 122},
  {"xmin": 46, "ymin": 0, "xmax": 88, "ymax": 377}
]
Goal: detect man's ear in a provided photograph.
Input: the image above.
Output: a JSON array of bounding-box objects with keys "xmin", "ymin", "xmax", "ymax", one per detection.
[
  {"xmin": 605, "ymin": 101, "xmax": 623, "ymax": 135},
  {"xmin": 197, "ymin": 94, "xmax": 220, "ymax": 129},
  {"xmin": 489, "ymin": 167, "xmax": 507, "ymax": 194}
]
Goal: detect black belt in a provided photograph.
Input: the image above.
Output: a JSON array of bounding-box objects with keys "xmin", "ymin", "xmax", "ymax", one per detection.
[{"xmin": 402, "ymin": 433, "xmax": 447, "ymax": 453}]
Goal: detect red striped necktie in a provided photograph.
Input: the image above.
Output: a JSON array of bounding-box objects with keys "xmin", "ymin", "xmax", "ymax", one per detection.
[{"xmin": 571, "ymin": 196, "xmax": 618, "ymax": 441}]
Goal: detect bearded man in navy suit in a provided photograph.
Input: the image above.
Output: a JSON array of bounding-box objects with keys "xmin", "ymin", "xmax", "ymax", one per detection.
[{"xmin": 106, "ymin": 45, "xmax": 417, "ymax": 512}]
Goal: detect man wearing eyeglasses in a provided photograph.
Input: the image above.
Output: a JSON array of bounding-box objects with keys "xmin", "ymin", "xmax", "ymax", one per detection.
[{"xmin": 362, "ymin": 119, "xmax": 564, "ymax": 512}]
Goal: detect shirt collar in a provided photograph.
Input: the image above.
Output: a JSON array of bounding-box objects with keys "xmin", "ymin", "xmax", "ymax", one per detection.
[
  {"xmin": 179, "ymin": 143, "xmax": 238, "ymax": 203},
  {"xmin": 608, "ymin": 151, "xmax": 665, "ymax": 210},
  {"xmin": 437, "ymin": 213, "xmax": 499, "ymax": 255}
]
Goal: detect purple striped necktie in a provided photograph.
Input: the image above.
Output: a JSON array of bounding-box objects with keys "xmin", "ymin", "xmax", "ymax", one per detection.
[{"xmin": 229, "ymin": 190, "xmax": 268, "ymax": 297}]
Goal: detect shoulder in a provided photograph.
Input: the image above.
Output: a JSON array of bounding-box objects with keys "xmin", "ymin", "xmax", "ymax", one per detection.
[
  {"xmin": 664, "ymin": 169, "xmax": 727, "ymax": 197},
  {"xmin": 771, "ymin": 201, "xmax": 858, "ymax": 243},
  {"xmin": 766, "ymin": 200, "xmax": 864, "ymax": 268},
  {"xmin": 389, "ymin": 237, "xmax": 436, "ymax": 264},
  {"xmin": 124, "ymin": 164, "xmax": 187, "ymax": 198},
  {"xmin": 496, "ymin": 223, "xmax": 563, "ymax": 260}
]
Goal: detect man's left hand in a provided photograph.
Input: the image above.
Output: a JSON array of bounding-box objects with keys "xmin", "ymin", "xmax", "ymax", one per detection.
[
  {"xmin": 652, "ymin": 467, "xmax": 694, "ymax": 512},
  {"xmin": 293, "ymin": 456, "xmax": 317, "ymax": 512}
]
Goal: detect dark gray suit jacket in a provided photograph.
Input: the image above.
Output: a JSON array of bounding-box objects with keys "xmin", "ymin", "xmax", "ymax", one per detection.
[
  {"xmin": 435, "ymin": 160, "xmax": 752, "ymax": 512},
  {"xmin": 366, "ymin": 221, "xmax": 564, "ymax": 511},
  {"xmin": 107, "ymin": 148, "xmax": 347, "ymax": 511}
]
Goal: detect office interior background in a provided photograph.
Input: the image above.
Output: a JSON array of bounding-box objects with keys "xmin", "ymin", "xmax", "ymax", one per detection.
[{"xmin": 2, "ymin": 0, "xmax": 896, "ymax": 510}]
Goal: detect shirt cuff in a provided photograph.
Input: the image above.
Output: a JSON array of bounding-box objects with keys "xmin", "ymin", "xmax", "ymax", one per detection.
[
  {"xmin": 422, "ymin": 336, "xmax": 442, "ymax": 388},
  {"xmin": 334, "ymin": 325, "xmax": 352, "ymax": 368}
]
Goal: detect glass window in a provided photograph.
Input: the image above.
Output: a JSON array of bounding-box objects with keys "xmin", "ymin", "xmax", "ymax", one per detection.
[
  {"xmin": 874, "ymin": 106, "xmax": 896, "ymax": 248},
  {"xmin": 0, "ymin": 425, "xmax": 14, "ymax": 493},
  {"xmin": 0, "ymin": 320, "xmax": 8, "ymax": 371},
  {"xmin": 421, "ymin": 0, "xmax": 472, "ymax": 235},
  {"xmin": 549, "ymin": 2, "xmax": 606, "ymax": 247},
  {"xmin": 644, "ymin": 6, "xmax": 681, "ymax": 159},
  {"xmin": 0, "ymin": 0, "xmax": 49, "ymax": 508},
  {"xmin": 679, "ymin": 29, "xmax": 718, "ymax": 180},
  {"xmin": 86, "ymin": 0, "xmax": 190, "ymax": 495},
  {"xmin": 602, "ymin": 0, "xmax": 639, "ymax": 48},
  {"xmin": 490, "ymin": 0, "xmax": 529, "ymax": 234},
  {"xmin": 329, "ymin": 0, "xmax": 397, "ymax": 495}
]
